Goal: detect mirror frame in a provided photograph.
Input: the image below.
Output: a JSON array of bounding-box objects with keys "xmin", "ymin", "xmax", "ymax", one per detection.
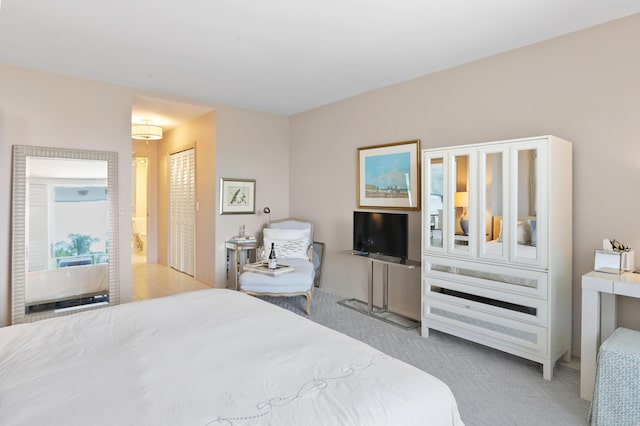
[{"xmin": 11, "ymin": 145, "xmax": 120, "ymax": 324}]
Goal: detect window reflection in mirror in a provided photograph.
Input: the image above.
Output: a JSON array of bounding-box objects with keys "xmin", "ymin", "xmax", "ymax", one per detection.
[
  {"xmin": 27, "ymin": 157, "xmax": 108, "ymax": 272},
  {"xmin": 515, "ymin": 148, "xmax": 537, "ymax": 259},
  {"xmin": 484, "ymin": 152, "xmax": 504, "ymax": 256},
  {"xmin": 25, "ymin": 157, "xmax": 110, "ymax": 314},
  {"xmin": 428, "ymin": 157, "xmax": 444, "ymax": 248},
  {"xmin": 453, "ymin": 154, "xmax": 469, "ymax": 251}
]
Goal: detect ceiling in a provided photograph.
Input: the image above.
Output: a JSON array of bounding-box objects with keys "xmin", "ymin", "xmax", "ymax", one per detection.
[
  {"xmin": 131, "ymin": 94, "xmax": 213, "ymax": 131},
  {"xmin": 1, "ymin": 1, "xmax": 640, "ymax": 117},
  {"xmin": 28, "ymin": 158, "xmax": 107, "ymax": 179}
]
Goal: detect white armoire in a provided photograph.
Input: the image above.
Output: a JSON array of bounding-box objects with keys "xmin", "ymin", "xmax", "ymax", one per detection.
[{"xmin": 421, "ymin": 135, "xmax": 572, "ymax": 380}]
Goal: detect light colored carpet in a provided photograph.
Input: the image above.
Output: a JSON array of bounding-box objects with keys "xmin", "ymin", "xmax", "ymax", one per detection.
[{"xmin": 261, "ymin": 288, "xmax": 590, "ymax": 426}]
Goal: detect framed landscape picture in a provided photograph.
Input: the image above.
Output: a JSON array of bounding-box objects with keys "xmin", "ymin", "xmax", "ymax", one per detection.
[
  {"xmin": 220, "ymin": 178, "xmax": 256, "ymax": 214},
  {"xmin": 357, "ymin": 140, "xmax": 421, "ymax": 210}
]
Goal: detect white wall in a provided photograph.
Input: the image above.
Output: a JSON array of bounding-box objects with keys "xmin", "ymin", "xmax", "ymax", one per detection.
[
  {"xmin": 214, "ymin": 105, "xmax": 291, "ymax": 287},
  {"xmin": 0, "ymin": 63, "xmax": 134, "ymax": 325},
  {"xmin": 156, "ymin": 111, "xmax": 217, "ymax": 285},
  {"xmin": 290, "ymin": 14, "xmax": 640, "ymax": 356},
  {"xmin": 0, "ymin": 65, "xmax": 291, "ymax": 326}
]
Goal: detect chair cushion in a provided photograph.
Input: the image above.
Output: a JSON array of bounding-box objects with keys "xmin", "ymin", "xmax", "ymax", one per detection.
[{"xmin": 239, "ymin": 258, "xmax": 314, "ymax": 293}]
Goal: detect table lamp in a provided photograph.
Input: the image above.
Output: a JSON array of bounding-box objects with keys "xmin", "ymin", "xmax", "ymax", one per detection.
[{"xmin": 455, "ymin": 191, "xmax": 469, "ymax": 235}]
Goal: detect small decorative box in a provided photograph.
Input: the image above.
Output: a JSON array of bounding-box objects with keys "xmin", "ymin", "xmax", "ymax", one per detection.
[{"xmin": 594, "ymin": 250, "xmax": 622, "ymax": 274}]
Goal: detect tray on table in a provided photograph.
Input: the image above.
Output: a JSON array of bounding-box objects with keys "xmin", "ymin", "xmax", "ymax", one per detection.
[{"xmin": 243, "ymin": 262, "xmax": 294, "ymax": 276}]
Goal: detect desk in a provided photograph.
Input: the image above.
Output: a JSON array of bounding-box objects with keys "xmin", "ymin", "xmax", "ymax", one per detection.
[
  {"xmin": 338, "ymin": 250, "xmax": 421, "ymax": 329},
  {"xmin": 580, "ymin": 270, "xmax": 640, "ymax": 400},
  {"xmin": 225, "ymin": 240, "xmax": 259, "ymax": 290}
]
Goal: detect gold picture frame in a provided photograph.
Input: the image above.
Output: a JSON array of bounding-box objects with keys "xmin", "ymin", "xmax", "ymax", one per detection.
[{"xmin": 357, "ymin": 140, "xmax": 421, "ymax": 210}]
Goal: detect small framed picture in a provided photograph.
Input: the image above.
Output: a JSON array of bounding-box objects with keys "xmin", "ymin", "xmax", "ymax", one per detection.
[
  {"xmin": 357, "ymin": 139, "xmax": 421, "ymax": 210},
  {"xmin": 220, "ymin": 178, "xmax": 256, "ymax": 214}
]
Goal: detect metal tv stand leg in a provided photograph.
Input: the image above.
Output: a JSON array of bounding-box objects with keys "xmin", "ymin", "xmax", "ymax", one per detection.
[
  {"xmin": 367, "ymin": 259, "xmax": 374, "ymax": 315},
  {"xmin": 338, "ymin": 251, "xmax": 420, "ymax": 330}
]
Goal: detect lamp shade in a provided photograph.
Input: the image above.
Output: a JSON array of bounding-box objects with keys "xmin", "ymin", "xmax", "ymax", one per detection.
[
  {"xmin": 131, "ymin": 124, "xmax": 163, "ymax": 140},
  {"xmin": 454, "ymin": 191, "xmax": 469, "ymax": 207}
]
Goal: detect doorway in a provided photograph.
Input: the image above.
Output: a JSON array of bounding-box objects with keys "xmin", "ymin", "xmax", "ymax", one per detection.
[
  {"xmin": 132, "ymin": 157, "xmax": 148, "ymax": 265},
  {"xmin": 131, "ymin": 94, "xmax": 216, "ymax": 292}
]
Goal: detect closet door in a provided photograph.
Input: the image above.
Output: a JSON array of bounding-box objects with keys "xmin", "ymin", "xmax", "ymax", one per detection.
[{"xmin": 169, "ymin": 148, "xmax": 196, "ymax": 276}]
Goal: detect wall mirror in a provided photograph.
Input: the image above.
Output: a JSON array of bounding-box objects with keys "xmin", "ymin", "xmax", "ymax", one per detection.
[{"xmin": 11, "ymin": 145, "xmax": 120, "ymax": 324}]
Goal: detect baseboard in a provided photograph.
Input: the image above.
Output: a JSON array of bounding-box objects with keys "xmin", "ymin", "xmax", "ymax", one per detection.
[{"xmin": 559, "ymin": 357, "xmax": 580, "ymax": 371}]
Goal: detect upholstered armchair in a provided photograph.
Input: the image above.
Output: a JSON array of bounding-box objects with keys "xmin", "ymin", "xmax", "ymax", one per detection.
[{"xmin": 238, "ymin": 219, "xmax": 315, "ymax": 314}]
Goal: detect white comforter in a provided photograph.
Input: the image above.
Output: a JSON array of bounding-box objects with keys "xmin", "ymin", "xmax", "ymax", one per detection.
[
  {"xmin": 25, "ymin": 263, "xmax": 109, "ymax": 304},
  {"xmin": 0, "ymin": 289, "xmax": 464, "ymax": 425}
]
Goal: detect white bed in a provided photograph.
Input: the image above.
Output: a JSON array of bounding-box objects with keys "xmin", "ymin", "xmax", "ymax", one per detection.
[
  {"xmin": 0, "ymin": 289, "xmax": 464, "ymax": 425},
  {"xmin": 485, "ymin": 215, "xmax": 538, "ymax": 259},
  {"xmin": 25, "ymin": 263, "xmax": 109, "ymax": 306}
]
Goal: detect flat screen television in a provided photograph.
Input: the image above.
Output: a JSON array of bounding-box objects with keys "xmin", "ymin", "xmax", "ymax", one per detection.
[{"xmin": 353, "ymin": 211, "xmax": 408, "ymax": 261}]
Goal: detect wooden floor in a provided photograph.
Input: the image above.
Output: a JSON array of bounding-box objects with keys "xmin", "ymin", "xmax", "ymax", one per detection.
[{"xmin": 132, "ymin": 254, "xmax": 213, "ymax": 301}]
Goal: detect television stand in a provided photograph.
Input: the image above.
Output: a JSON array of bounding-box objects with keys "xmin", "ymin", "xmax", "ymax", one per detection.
[{"xmin": 338, "ymin": 250, "xmax": 421, "ymax": 330}]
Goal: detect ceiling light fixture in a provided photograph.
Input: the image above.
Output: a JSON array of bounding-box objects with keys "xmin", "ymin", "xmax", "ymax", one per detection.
[{"xmin": 131, "ymin": 120, "xmax": 163, "ymax": 140}]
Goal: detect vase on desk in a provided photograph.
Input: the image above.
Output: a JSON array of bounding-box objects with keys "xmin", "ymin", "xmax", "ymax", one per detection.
[{"xmin": 622, "ymin": 251, "xmax": 635, "ymax": 271}]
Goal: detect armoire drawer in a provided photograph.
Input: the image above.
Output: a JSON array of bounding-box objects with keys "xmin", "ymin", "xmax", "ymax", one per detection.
[
  {"xmin": 423, "ymin": 255, "xmax": 548, "ymax": 300},
  {"xmin": 424, "ymin": 276, "xmax": 548, "ymax": 327},
  {"xmin": 423, "ymin": 298, "xmax": 548, "ymax": 357}
]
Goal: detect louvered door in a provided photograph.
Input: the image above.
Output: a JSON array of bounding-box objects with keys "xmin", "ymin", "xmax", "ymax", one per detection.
[{"xmin": 169, "ymin": 148, "xmax": 195, "ymax": 276}]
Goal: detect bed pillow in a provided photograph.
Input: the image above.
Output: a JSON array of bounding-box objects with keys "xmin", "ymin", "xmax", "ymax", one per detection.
[
  {"xmin": 264, "ymin": 237, "xmax": 309, "ymax": 260},
  {"xmin": 263, "ymin": 228, "xmax": 310, "ymax": 244},
  {"xmin": 263, "ymin": 228, "xmax": 310, "ymax": 260},
  {"xmin": 529, "ymin": 219, "xmax": 537, "ymax": 246}
]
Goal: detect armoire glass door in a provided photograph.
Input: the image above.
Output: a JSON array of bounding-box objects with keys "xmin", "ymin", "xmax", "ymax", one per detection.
[
  {"xmin": 514, "ymin": 147, "xmax": 537, "ymax": 260},
  {"xmin": 450, "ymin": 152, "xmax": 472, "ymax": 253},
  {"xmin": 479, "ymin": 148, "xmax": 507, "ymax": 260},
  {"xmin": 425, "ymin": 154, "xmax": 445, "ymax": 250}
]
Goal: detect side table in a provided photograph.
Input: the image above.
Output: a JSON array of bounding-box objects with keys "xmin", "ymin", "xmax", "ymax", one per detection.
[{"xmin": 225, "ymin": 240, "xmax": 259, "ymax": 290}]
